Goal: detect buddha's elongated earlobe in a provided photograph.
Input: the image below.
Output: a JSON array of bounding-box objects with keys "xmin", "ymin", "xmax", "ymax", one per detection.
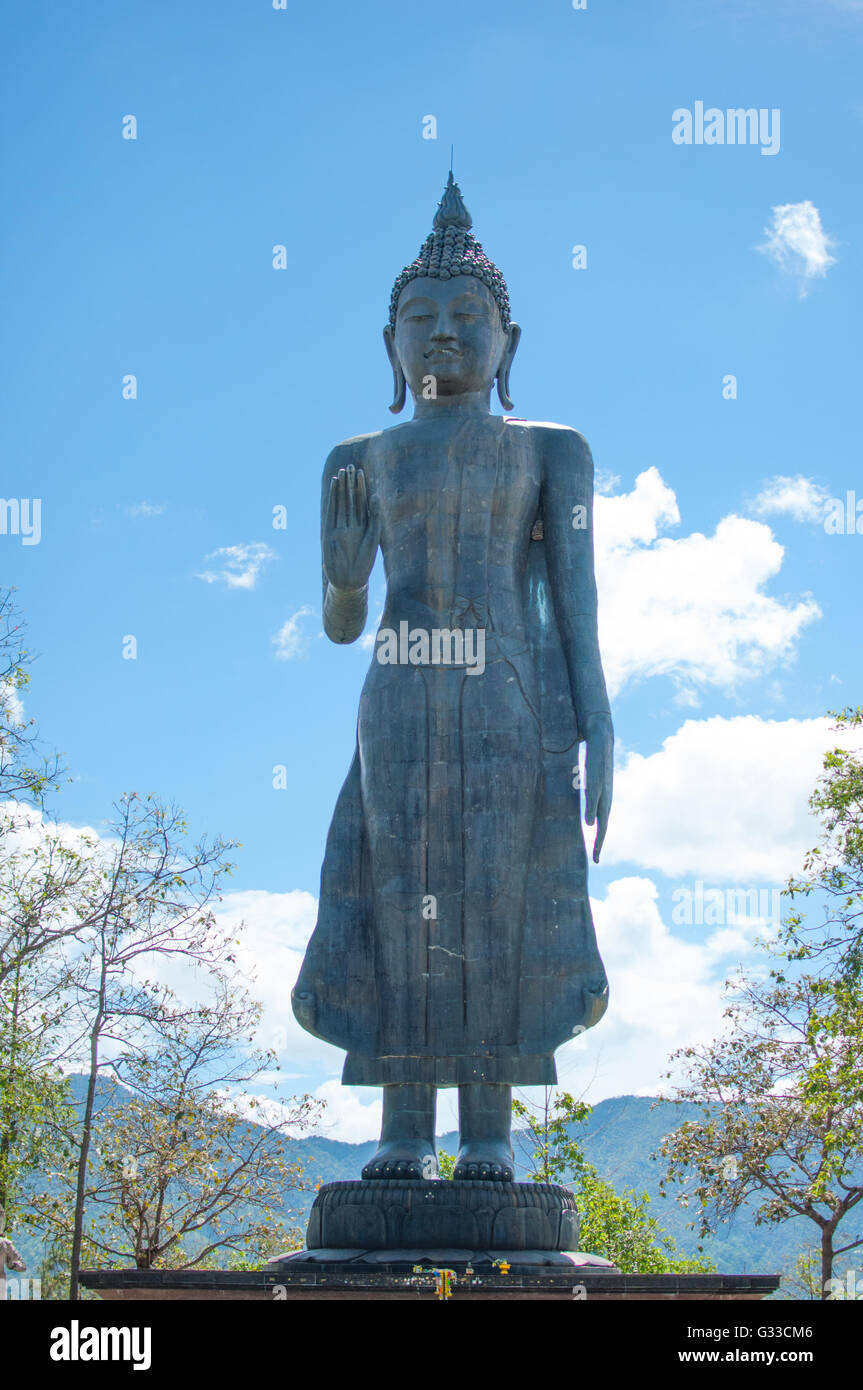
[
  {"xmin": 496, "ymin": 322, "xmax": 521, "ymax": 412},
  {"xmin": 383, "ymin": 326, "xmax": 406, "ymax": 414},
  {"xmin": 389, "ymin": 363, "xmax": 406, "ymax": 414}
]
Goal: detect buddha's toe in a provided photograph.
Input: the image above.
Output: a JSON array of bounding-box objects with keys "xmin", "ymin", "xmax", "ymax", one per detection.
[
  {"xmin": 361, "ymin": 1151, "xmax": 425, "ymax": 1180},
  {"xmin": 454, "ymin": 1145, "xmax": 515, "ymax": 1181},
  {"xmin": 361, "ymin": 1157, "xmax": 390, "ymax": 1180},
  {"xmin": 454, "ymin": 1160, "xmax": 483, "ymax": 1181}
]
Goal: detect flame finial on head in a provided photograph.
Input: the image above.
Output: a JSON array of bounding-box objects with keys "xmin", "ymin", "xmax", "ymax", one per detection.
[
  {"xmin": 433, "ymin": 170, "xmax": 473, "ymax": 231},
  {"xmin": 388, "ymin": 173, "xmax": 511, "ymax": 331}
]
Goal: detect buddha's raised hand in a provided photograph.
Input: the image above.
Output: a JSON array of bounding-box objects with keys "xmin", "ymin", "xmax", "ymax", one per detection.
[{"xmin": 323, "ymin": 465, "xmax": 380, "ymax": 590}]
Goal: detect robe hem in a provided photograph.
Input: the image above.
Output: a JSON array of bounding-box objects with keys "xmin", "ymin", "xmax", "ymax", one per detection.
[{"xmin": 342, "ymin": 1052, "xmax": 558, "ymax": 1087}]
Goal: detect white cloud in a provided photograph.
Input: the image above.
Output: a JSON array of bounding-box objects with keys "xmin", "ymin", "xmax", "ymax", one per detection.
[
  {"xmin": 605, "ymin": 714, "xmax": 863, "ymax": 882},
  {"xmin": 214, "ymin": 888, "xmax": 347, "ymax": 1080},
  {"xmin": 196, "ymin": 542, "xmax": 276, "ymax": 590},
  {"xmin": 597, "ymin": 466, "xmax": 679, "ymax": 548},
  {"xmin": 552, "ymin": 877, "xmax": 745, "ymax": 1103},
  {"xmin": 749, "ymin": 474, "xmax": 831, "ymax": 524},
  {"xmin": 594, "ymin": 469, "xmax": 820, "ymax": 702},
  {"xmin": 126, "ymin": 502, "xmax": 165, "ymax": 519},
  {"xmin": 312, "ymin": 1080, "xmax": 382, "ymax": 1144},
  {"xmin": 595, "ymin": 878, "xmax": 732, "ymax": 1040},
  {"xmin": 273, "ymin": 607, "xmax": 316, "ymax": 660},
  {"xmin": 757, "ymin": 201, "xmax": 837, "ymax": 293},
  {"xmin": 594, "ymin": 467, "xmax": 621, "ymax": 496},
  {"xmin": 217, "ymin": 888, "xmax": 317, "ymax": 954}
]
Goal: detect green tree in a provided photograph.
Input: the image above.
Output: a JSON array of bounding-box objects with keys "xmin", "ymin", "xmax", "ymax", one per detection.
[
  {"xmin": 782, "ymin": 705, "xmax": 863, "ymax": 985},
  {"xmin": 513, "ymin": 1089, "xmax": 712, "ymax": 1273},
  {"xmin": 659, "ymin": 972, "xmax": 863, "ymax": 1298},
  {"xmin": 0, "ymin": 953, "xmax": 73, "ymax": 1222}
]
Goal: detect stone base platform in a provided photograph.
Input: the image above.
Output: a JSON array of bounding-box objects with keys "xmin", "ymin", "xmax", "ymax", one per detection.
[
  {"xmin": 80, "ymin": 1179, "xmax": 782, "ymax": 1301},
  {"xmin": 81, "ymin": 1253, "xmax": 781, "ymax": 1301},
  {"xmin": 307, "ymin": 1179, "xmax": 579, "ymax": 1251}
]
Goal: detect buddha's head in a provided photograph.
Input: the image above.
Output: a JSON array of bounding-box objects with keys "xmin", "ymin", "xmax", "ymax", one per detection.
[{"xmin": 384, "ymin": 174, "xmax": 520, "ymax": 413}]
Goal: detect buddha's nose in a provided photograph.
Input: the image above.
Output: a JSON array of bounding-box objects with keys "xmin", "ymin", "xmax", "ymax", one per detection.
[{"xmin": 431, "ymin": 316, "xmax": 458, "ymax": 341}]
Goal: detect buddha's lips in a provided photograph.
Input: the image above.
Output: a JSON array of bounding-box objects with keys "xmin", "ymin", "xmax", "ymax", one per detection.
[{"xmin": 425, "ymin": 347, "xmax": 463, "ymax": 359}]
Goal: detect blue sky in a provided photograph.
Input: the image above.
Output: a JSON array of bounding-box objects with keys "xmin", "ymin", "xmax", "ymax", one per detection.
[{"xmin": 3, "ymin": 0, "xmax": 862, "ymax": 1138}]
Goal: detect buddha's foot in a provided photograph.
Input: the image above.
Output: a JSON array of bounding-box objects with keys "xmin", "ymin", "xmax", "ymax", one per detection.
[
  {"xmin": 453, "ymin": 1141, "xmax": 514, "ymax": 1182},
  {"xmin": 361, "ymin": 1140, "xmax": 438, "ymax": 1181}
]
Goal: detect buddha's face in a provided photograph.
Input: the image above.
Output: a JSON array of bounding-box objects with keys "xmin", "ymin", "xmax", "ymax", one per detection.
[{"xmin": 390, "ymin": 275, "xmax": 509, "ymax": 399}]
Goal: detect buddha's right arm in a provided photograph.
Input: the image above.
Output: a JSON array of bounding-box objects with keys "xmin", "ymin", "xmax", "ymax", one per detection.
[{"xmin": 321, "ymin": 442, "xmax": 371, "ymax": 644}]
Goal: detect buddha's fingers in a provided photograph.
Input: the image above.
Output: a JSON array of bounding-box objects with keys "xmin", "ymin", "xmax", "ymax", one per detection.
[
  {"xmin": 362, "ymin": 473, "xmax": 382, "ymax": 553},
  {"xmin": 337, "ymin": 468, "xmax": 349, "ymax": 529},
  {"xmin": 592, "ymin": 788, "xmax": 612, "ymax": 864},
  {"xmin": 326, "ymin": 477, "xmax": 339, "ymax": 532},
  {"xmin": 355, "ymin": 467, "xmax": 369, "ymax": 529},
  {"xmin": 592, "ymin": 823, "xmax": 605, "ymax": 864},
  {"xmin": 585, "ymin": 755, "xmax": 600, "ymax": 827},
  {"xmin": 345, "ymin": 464, "xmax": 357, "ymax": 528}
]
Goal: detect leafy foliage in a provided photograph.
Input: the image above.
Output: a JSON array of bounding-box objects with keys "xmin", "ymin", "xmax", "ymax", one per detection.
[
  {"xmin": 513, "ymin": 1089, "xmax": 713, "ymax": 1273},
  {"xmin": 437, "ymin": 1148, "xmax": 455, "ymax": 1179},
  {"xmin": 781, "ymin": 705, "xmax": 863, "ymax": 984}
]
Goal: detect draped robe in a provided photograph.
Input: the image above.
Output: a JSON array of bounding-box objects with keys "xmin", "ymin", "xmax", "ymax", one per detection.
[{"xmin": 292, "ymin": 416, "xmax": 609, "ymax": 1085}]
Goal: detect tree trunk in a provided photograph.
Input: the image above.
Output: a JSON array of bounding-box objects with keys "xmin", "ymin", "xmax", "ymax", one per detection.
[
  {"xmin": 0, "ymin": 961, "xmax": 23, "ymax": 1216},
  {"xmin": 68, "ymin": 1011, "xmax": 102, "ymax": 1301},
  {"xmin": 820, "ymin": 1228, "xmax": 835, "ymax": 1299}
]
